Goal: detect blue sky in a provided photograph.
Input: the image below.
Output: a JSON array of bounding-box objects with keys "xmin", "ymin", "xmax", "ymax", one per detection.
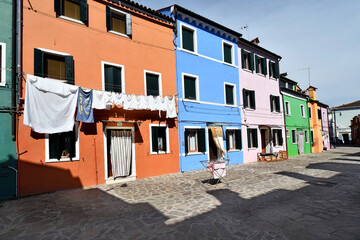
[{"xmin": 136, "ymin": 0, "xmax": 360, "ymax": 107}]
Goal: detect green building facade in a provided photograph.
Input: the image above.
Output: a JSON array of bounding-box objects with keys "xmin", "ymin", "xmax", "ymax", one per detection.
[
  {"xmin": 0, "ymin": 0, "xmax": 17, "ymax": 199},
  {"xmin": 280, "ymin": 75, "xmax": 312, "ymax": 157}
]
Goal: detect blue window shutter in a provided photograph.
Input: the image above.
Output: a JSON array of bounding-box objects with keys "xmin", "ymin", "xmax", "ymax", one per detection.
[
  {"xmin": 34, "ymin": 49, "xmax": 44, "ymax": 78},
  {"xmin": 126, "ymin": 13, "xmax": 132, "ymax": 36},
  {"xmin": 65, "ymin": 55, "xmax": 74, "ymax": 85},
  {"xmin": 80, "ymin": 0, "xmax": 88, "ymax": 25},
  {"xmin": 106, "ymin": 6, "xmax": 111, "ymax": 31}
]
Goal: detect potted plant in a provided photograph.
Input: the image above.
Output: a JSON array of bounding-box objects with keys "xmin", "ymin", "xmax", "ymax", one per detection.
[{"xmin": 61, "ymin": 150, "xmax": 70, "ymax": 159}]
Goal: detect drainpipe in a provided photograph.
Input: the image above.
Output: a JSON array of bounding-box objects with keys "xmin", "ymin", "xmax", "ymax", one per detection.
[
  {"xmin": 16, "ymin": 0, "xmax": 22, "ymax": 100},
  {"xmin": 11, "ymin": 0, "xmax": 17, "ymax": 141}
]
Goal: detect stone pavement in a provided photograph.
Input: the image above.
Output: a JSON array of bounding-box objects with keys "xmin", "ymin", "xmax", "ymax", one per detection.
[{"xmin": 1, "ymin": 146, "xmax": 360, "ymax": 240}]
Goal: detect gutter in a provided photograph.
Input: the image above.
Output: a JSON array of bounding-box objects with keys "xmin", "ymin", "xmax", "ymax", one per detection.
[{"xmin": 11, "ymin": 0, "xmax": 17, "ymax": 141}]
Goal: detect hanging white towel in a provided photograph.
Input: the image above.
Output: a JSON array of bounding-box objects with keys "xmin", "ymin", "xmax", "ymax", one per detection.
[
  {"xmin": 92, "ymin": 90, "xmax": 112, "ymax": 110},
  {"xmin": 23, "ymin": 74, "xmax": 79, "ymax": 134},
  {"xmin": 139, "ymin": 95, "xmax": 150, "ymax": 110},
  {"xmin": 159, "ymin": 96, "xmax": 167, "ymax": 111},
  {"xmin": 166, "ymin": 96, "xmax": 177, "ymax": 118},
  {"xmin": 113, "ymin": 92, "xmax": 126, "ymax": 107},
  {"xmin": 123, "ymin": 94, "xmax": 141, "ymax": 110}
]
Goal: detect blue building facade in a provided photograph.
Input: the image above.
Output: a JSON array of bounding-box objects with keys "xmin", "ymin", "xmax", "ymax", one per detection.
[{"xmin": 159, "ymin": 5, "xmax": 244, "ymax": 172}]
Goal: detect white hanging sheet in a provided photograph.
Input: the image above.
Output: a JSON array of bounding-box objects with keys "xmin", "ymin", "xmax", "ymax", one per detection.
[{"xmin": 92, "ymin": 90, "xmax": 112, "ymax": 110}]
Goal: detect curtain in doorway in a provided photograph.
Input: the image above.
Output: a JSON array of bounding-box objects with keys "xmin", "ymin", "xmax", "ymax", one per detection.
[
  {"xmin": 110, "ymin": 130, "xmax": 132, "ymax": 178},
  {"xmin": 209, "ymin": 127, "xmax": 226, "ymax": 159},
  {"xmin": 297, "ymin": 131, "xmax": 304, "ymax": 154}
]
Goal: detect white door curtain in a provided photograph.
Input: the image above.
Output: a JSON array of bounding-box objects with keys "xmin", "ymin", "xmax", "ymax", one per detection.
[
  {"xmin": 209, "ymin": 127, "xmax": 226, "ymax": 159},
  {"xmin": 297, "ymin": 131, "xmax": 304, "ymax": 154},
  {"xmin": 110, "ymin": 130, "xmax": 132, "ymax": 178}
]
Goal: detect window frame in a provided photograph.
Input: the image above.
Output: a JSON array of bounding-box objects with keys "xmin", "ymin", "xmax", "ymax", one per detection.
[
  {"xmin": 45, "ymin": 123, "xmax": 80, "ymax": 163},
  {"xmin": 311, "ymin": 130, "xmax": 314, "ymax": 143},
  {"xmin": 241, "ymin": 49, "xmax": 252, "ymax": 71},
  {"xmin": 101, "ymin": 61, "xmax": 125, "ymax": 93},
  {"xmin": 224, "ymin": 82, "xmax": 236, "ymax": 106},
  {"xmin": 180, "ymin": 23, "xmax": 197, "ymax": 54},
  {"xmin": 182, "ymin": 73, "xmax": 199, "ymax": 102},
  {"xmin": 55, "ymin": 0, "xmax": 87, "ymax": 25},
  {"xmin": 106, "ymin": 6, "xmax": 132, "ymax": 38},
  {"xmin": 285, "ymin": 101, "xmax": 291, "ymax": 116},
  {"xmin": 149, "ymin": 124, "xmax": 170, "ymax": 155},
  {"xmin": 243, "ymin": 89, "xmax": 256, "ymax": 110},
  {"xmin": 291, "ymin": 129, "xmax": 297, "ymax": 144},
  {"xmin": 248, "ymin": 128, "xmax": 258, "ymax": 149},
  {"xmin": 184, "ymin": 126, "xmax": 206, "ymax": 155},
  {"xmin": 308, "ymin": 107, "xmax": 312, "ymax": 119},
  {"xmin": 272, "ymin": 128, "xmax": 283, "ymax": 147},
  {"xmin": 286, "ymin": 129, "xmax": 290, "ymax": 138},
  {"xmin": 0, "ymin": 42, "xmax": 6, "ymax": 87},
  {"xmin": 226, "ymin": 128, "xmax": 242, "ymax": 151},
  {"xmin": 304, "ymin": 130, "xmax": 309, "ymax": 143},
  {"xmin": 222, "ymin": 40, "xmax": 235, "ymax": 65},
  {"xmin": 300, "ymin": 104, "xmax": 306, "ymax": 118},
  {"xmin": 255, "ymin": 55, "xmax": 267, "ymax": 76},
  {"xmin": 144, "ymin": 70, "xmax": 162, "ymax": 97}
]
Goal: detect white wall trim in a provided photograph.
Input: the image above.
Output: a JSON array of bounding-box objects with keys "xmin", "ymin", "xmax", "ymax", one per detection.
[
  {"xmin": 37, "ymin": 48, "xmax": 70, "ymax": 56},
  {"xmin": 0, "ymin": 42, "xmax": 6, "ymax": 86},
  {"xmin": 144, "ymin": 70, "xmax": 162, "ymax": 97},
  {"xmin": 182, "ymin": 72, "xmax": 200, "ymax": 101},
  {"xmin": 149, "ymin": 123, "xmax": 170, "ymax": 154},
  {"xmin": 101, "ymin": 61, "xmax": 126, "ymax": 93},
  {"xmin": 179, "ymin": 22, "xmax": 198, "ymax": 54},
  {"xmin": 222, "ymin": 39, "xmax": 235, "ymax": 66},
  {"xmin": 59, "ymin": 15, "xmax": 85, "ymax": 25}
]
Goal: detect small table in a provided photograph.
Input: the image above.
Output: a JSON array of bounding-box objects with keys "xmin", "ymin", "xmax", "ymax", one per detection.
[{"xmin": 200, "ymin": 159, "xmax": 229, "ymax": 186}]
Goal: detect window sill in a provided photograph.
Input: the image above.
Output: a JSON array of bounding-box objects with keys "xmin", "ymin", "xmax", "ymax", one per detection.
[
  {"xmin": 46, "ymin": 158, "xmax": 80, "ymax": 163},
  {"xmin": 269, "ymin": 77, "xmax": 277, "ymax": 81},
  {"xmin": 0, "ymin": 82, "xmax": 6, "ymax": 87},
  {"xmin": 223, "ymin": 61, "xmax": 237, "ymax": 68},
  {"xmin": 178, "ymin": 48, "xmax": 198, "ymax": 56},
  {"xmin": 292, "ymin": 142, "xmax": 297, "ymax": 145},
  {"xmin": 59, "ymin": 15, "xmax": 85, "ymax": 25},
  {"xmin": 150, "ymin": 151, "xmax": 170, "ymax": 155},
  {"xmin": 271, "ymin": 111, "xmax": 281, "ymax": 114},
  {"xmin": 286, "ymin": 114, "xmax": 291, "ymax": 116},
  {"xmin": 109, "ymin": 30, "xmax": 130, "ymax": 39},
  {"xmin": 182, "ymin": 98, "xmax": 200, "ymax": 103},
  {"xmin": 273, "ymin": 145, "xmax": 283, "ymax": 148},
  {"xmin": 185, "ymin": 152, "xmax": 205, "ymax": 156},
  {"xmin": 256, "ymin": 73, "xmax": 266, "ymax": 77},
  {"xmin": 225, "ymin": 103, "xmax": 238, "ymax": 107},
  {"xmin": 248, "ymin": 147, "xmax": 258, "ymax": 150},
  {"xmin": 244, "ymin": 107, "xmax": 256, "ymax": 111},
  {"xmin": 242, "ymin": 68, "xmax": 253, "ymax": 73},
  {"xmin": 228, "ymin": 149, "xmax": 241, "ymax": 152}
]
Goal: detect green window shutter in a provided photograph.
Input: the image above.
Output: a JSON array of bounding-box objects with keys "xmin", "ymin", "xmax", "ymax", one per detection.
[
  {"xmin": 113, "ymin": 66, "xmax": 122, "ymax": 93},
  {"xmin": 269, "ymin": 61, "xmax": 272, "ymax": 77},
  {"xmin": 225, "ymin": 85, "xmax": 234, "ymax": 105},
  {"xmin": 241, "ymin": 49, "xmax": 245, "ymax": 69},
  {"xmin": 250, "ymin": 91, "xmax": 256, "ymax": 110},
  {"xmin": 197, "ymin": 129, "xmax": 206, "ymax": 152},
  {"xmin": 152, "ymin": 127, "xmax": 159, "ymax": 152},
  {"xmin": 184, "ymin": 130, "xmax": 189, "ymax": 154},
  {"xmin": 80, "ymin": 0, "xmax": 88, "ymax": 25},
  {"xmin": 66, "ymin": 129, "xmax": 76, "ymax": 159},
  {"xmin": 274, "ymin": 62, "xmax": 279, "ymax": 78},
  {"xmin": 126, "ymin": 13, "xmax": 132, "ymax": 36},
  {"xmin": 263, "ymin": 58, "xmax": 267, "ymax": 76},
  {"xmin": 253, "ymin": 129, "xmax": 258, "ymax": 148},
  {"xmin": 247, "ymin": 129, "xmax": 251, "ymax": 148},
  {"xmin": 225, "ymin": 130, "xmax": 230, "ymax": 150},
  {"xmin": 106, "ymin": 6, "xmax": 111, "ymax": 31},
  {"xmin": 223, "ymin": 44, "xmax": 232, "ymax": 64},
  {"xmin": 182, "ymin": 27, "xmax": 194, "ymax": 52},
  {"xmin": 279, "ymin": 130, "xmax": 283, "ymax": 146},
  {"xmin": 270, "ymin": 95, "xmax": 274, "ymax": 112},
  {"xmin": 104, "ymin": 66, "xmax": 114, "ymax": 92},
  {"xmin": 235, "ymin": 130, "xmax": 242, "ymax": 150},
  {"xmin": 255, "ymin": 55, "xmax": 259, "ymax": 73},
  {"xmin": 243, "ymin": 89, "xmax": 247, "ymax": 108},
  {"xmin": 65, "ymin": 55, "xmax": 74, "ymax": 85},
  {"xmin": 49, "ymin": 134, "xmax": 61, "ymax": 159},
  {"xmin": 250, "ymin": 53, "xmax": 254, "ymax": 71},
  {"xmin": 184, "ymin": 76, "xmax": 196, "ymax": 100},
  {"xmin": 54, "ymin": 0, "xmax": 62, "ymax": 17},
  {"xmin": 275, "ymin": 96, "xmax": 280, "ymax": 112},
  {"xmin": 34, "ymin": 49, "xmax": 44, "ymax": 78},
  {"xmin": 146, "ymin": 73, "xmax": 159, "ymax": 96}
]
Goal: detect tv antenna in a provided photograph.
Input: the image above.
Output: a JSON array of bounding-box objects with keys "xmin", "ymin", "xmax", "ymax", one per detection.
[{"xmin": 240, "ymin": 24, "xmax": 249, "ymax": 40}]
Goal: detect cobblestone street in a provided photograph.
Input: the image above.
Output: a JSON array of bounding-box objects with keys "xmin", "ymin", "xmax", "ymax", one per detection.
[{"xmin": 1, "ymin": 146, "xmax": 360, "ymax": 240}]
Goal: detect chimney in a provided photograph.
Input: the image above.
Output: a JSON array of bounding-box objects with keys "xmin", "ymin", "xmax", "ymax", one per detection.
[
  {"xmin": 307, "ymin": 86, "xmax": 318, "ymax": 100},
  {"xmin": 251, "ymin": 37, "xmax": 260, "ymax": 45}
]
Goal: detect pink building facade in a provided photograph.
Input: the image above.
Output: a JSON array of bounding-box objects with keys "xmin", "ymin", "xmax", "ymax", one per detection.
[
  {"xmin": 238, "ymin": 39, "xmax": 286, "ymax": 163},
  {"xmin": 321, "ymin": 105, "xmax": 331, "ymax": 150}
]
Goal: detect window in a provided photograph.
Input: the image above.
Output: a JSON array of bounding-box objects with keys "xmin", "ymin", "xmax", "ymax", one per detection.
[
  {"xmin": 184, "ymin": 128, "xmax": 206, "ymax": 154},
  {"xmin": 304, "ymin": 130, "xmax": 309, "ymax": 143},
  {"xmin": 285, "ymin": 101, "xmax": 291, "ymax": 115},
  {"xmin": 291, "ymin": 129, "xmax": 297, "ymax": 144},
  {"xmin": 181, "ymin": 24, "xmax": 196, "ymax": 52},
  {"xmin": 247, "ymin": 128, "xmax": 258, "ymax": 148},
  {"xmin": 0, "ymin": 42, "xmax": 5, "ymax": 86},
  {"xmin": 225, "ymin": 83, "xmax": 236, "ymax": 105},
  {"xmin": 272, "ymin": 129, "xmax": 283, "ymax": 147},
  {"xmin": 287, "ymin": 82, "xmax": 294, "ymax": 90},
  {"xmin": 183, "ymin": 74, "xmax": 198, "ymax": 101},
  {"xmin": 243, "ymin": 89, "xmax": 255, "ymax": 110},
  {"xmin": 301, "ymin": 105, "xmax": 305, "ymax": 117},
  {"xmin": 308, "ymin": 107, "xmax": 312, "ymax": 118},
  {"xmin": 150, "ymin": 125, "xmax": 169, "ymax": 154},
  {"xmin": 46, "ymin": 125, "xmax": 79, "ymax": 162},
  {"xmin": 280, "ymin": 80, "xmax": 286, "ymax": 88},
  {"xmin": 106, "ymin": 6, "xmax": 132, "ymax": 37},
  {"xmin": 34, "ymin": 48, "xmax": 74, "ymax": 84},
  {"xmin": 255, "ymin": 55, "xmax": 267, "ymax": 75},
  {"xmin": 269, "ymin": 61, "xmax": 279, "ymax": 78},
  {"xmin": 311, "ymin": 130, "xmax": 314, "ymax": 143},
  {"xmin": 241, "ymin": 49, "xmax": 254, "ymax": 71},
  {"xmin": 323, "ymin": 112, "xmax": 326, "ymax": 122},
  {"xmin": 270, "ymin": 95, "xmax": 280, "ymax": 113},
  {"xmin": 54, "ymin": 0, "xmax": 88, "ymax": 24},
  {"xmin": 286, "ymin": 129, "xmax": 289, "ymax": 138},
  {"xmin": 145, "ymin": 71, "xmax": 161, "ymax": 96},
  {"xmin": 226, "ymin": 129, "xmax": 242, "ymax": 150},
  {"xmin": 102, "ymin": 62, "xmax": 124, "ymax": 93},
  {"xmin": 223, "ymin": 42, "xmax": 233, "ymax": 64},
  {"xmin": 317, "ymin": 109, "xmax": 322, "ymax": 120}
]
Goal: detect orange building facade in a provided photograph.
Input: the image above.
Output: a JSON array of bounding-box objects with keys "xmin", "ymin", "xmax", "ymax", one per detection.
[
  {"xmin": 18, "ymin": 0, "xmax": 179, "ymax": 196},
  {"xmin": 307, "ymin": 86, "xmax": 323, "ymax": 153}
]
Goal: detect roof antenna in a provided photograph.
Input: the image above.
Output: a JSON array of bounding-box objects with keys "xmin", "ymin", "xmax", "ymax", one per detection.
[{"xmin": 240, "ymin": 24, "xmax": 249, "ymax": 40}]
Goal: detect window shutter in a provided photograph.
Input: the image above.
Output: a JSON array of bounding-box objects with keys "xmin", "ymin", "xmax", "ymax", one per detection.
[
  {"xmin": 104, "ymin": 66, "xmax": 114, "ymax": 92},
  {"xmin": 263, "ymin": 58, "xmax": 267, "ymax": 76},
  {"xmin": 160, "ymin": 127, "xmax": 167, "ymax": 152},
  {"xmin": 184, "ymin": 76, "xmax": 196, "ymax": 100},
  {"xmin": 65, "ymin": 55, "xmax": 74, "ymax": 85},
  {"xmin": 184, "ymin": 130, "xmax": 189, "ymax": 154},
  {"xmin": 270, "ymin": 95, "xmax": 274, "ymax": 112},
  {"xmin": 275, "ymin": 96, "xmax": 280, "ymax": 112},
  {"xmin": 126, "ymin": 13, "xmax": 132, "ymax": 36},
  {"xmin": 247, "ymin": 129, "xmax": 251, "ymax": 148},
  {"xmin": 197, "ymin": 129, "xmax": 206, "ymax": 152},
  {"xmin": 274, "ymin": 62, "xmax": 279, "ymax": 78},
  {"xmin": 225, "ymin": 85, "xmax": 234, "ymax": 105},
  {"xmin": 80, "ymin": 0, "xmax": 88, "ymax": 25},
  {"xmin": 106, "ymin": 6, "xmax": 111, "ymax": 31},
  {"xmin": 34, "ymin": 49, "xmax": 44, "ymax": 78},
  {"xmin": 54, "ymin": 0, "xmax": 62, "ymax": 17},
  {"xmin": 223, "ymin": 44, "xmax": 232, "ymax": 64},
  {"xmin": 250, "ymin": 53, "xmax": 254, "ymax": 71},
  {"xmin": 253, "ymin": 129, "xmax": 258, "ymax": 148},
  {"xmin": 235, "ymin": 130, "xmax": 242, "ymax": 150},
  {"xmin": 68, "ymin": 129, "xmax": 76, "ymax": 159},
  {"xmin": 272, "ymin": 129, "xmax": 276, "ymax": 145},
  {"xmin": 241, "ymin": 49, "xmax": 245, "ymax": 69},
  {"xmin": 49, "ymin": 134, "xmax": 61, "ymax": 159},
  {"xmin": 146, "ymin": 73, "xmax": 159, "ymax": 96},
  {"xmin": 113, "ymin": 67, "xmax": 122, "ymax": 93},
  {"xmin": 151, "ymin": 127, "xmax": 159, "ymax": 152},
  {"xmin": 269, "ymin": 61, "xmax": 272, "ymax": 77},
  {"xmin": 250, "ymin": 91, "xmax": 256, "ymax": 110},
  {"xmin": 182, "ymin": 27, "xmax": 194, "ymax": 52},
  {"xmin": 225, "ymin": 130, "xmax": 230, "ymax": 150},
  {"xmin": 279, "ymin": 130, "xmax": 283, "ymax": 146},
  {"xmin": 255, "ymin": 55, "xmax": 259, "ymax": 73},
  {"xmin": 243, "ymin": 89, "xmax": 247, "ymax": 108}
]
